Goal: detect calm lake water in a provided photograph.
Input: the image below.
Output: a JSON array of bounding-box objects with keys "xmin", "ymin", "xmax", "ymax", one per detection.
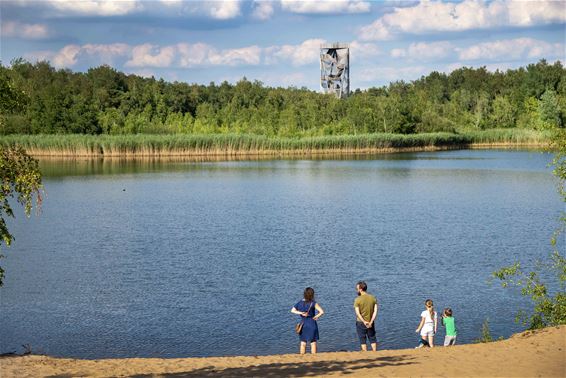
[{"xmin": 0, "ymin": 150, "xmax": 563, "ymax": 358}]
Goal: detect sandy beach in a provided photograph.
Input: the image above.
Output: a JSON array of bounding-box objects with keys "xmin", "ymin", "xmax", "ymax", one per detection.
[{"xmin": 1, "ymin": 326, "xmax": 564, "ymax": 377}]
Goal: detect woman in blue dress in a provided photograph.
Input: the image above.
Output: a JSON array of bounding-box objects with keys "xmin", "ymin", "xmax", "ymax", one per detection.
[{"xmin": 291, "ymin": 287, "xmax": 325, "ymax": 354}]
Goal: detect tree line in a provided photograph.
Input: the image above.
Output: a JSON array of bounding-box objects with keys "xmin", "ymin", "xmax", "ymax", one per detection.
[{"xmin": 0, "ymin": 58, "xmax": 564, "ymax": 137}]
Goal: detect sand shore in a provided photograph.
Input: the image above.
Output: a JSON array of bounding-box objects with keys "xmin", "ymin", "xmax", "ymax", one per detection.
[{"xmin": 1, "ymin": 326, "xmax": 564, "ymax": 377}]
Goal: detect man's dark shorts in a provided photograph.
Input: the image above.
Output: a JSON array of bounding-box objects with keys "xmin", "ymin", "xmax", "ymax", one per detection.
[{"xmin": 356, "ymin": 321, "xmax": 377, "ymax": 344}]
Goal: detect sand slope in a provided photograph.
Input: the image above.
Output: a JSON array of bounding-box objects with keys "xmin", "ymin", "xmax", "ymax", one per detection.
[{"xmin": 1, "ymin": 326, "xmax": 565, "ymax": 377}]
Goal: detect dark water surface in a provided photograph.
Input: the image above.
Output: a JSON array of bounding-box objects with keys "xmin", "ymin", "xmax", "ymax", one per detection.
[{"xmin": 0, "ymin": 150, "xmax": 563, "ymax": 358}]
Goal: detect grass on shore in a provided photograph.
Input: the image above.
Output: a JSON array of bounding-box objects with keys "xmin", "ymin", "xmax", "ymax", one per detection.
[{"xmin": 0, "ymin": 129, "xmax": 551, "ymax": 157}]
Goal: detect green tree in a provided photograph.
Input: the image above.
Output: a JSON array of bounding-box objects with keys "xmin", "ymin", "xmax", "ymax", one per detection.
[
  {"xmin": 0, "ymin": 74, "xmax": 43, "ymax": 286},
  {"xmin": 0, "ymin": 147, "xmax": 43, "ymax": 286},
  {"xmin": 538, "ymin": 89, "xmax": 562, "ymax": 130},
  {"xmin": 491, "ymin": 95, "xmax": 515, "ymax": 128},
  {"xmin": 1, "ymin": 59, "xmax": 565, "ymax": 137}
]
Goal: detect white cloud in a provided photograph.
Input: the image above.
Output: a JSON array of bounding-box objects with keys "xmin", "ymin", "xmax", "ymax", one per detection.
[
  {"xmin": 30, "ymin": 43, "xmax": 131, "ymax": 68},
  {"xmin": 252, "ymin": 0, "xmax": 275, "ymax": 20},
  {"xmin": 44, "ymin": 0, "xmax": 142, "ymax": 16},
  {"xmin": 265, "ymin": 39, "xmax": 378, "ymax": 66},
  {"xmin": 11, "ymin": 0, "xmax": 246, "ymax": 19},
  {"xmin": 281, "ymin": 0, "xmax": 370, "ymax": 14},
  {"xmin": 209, "ymin": 45, "xmax": 262, "ymax": 65},
  {"xmin": 359, "ymin": 0, "xmax": 566, "ymax": 41},
  {"xmin": 125, "ymin": 42, "xmax": 261, "ymax": 68},
  {"xmin": 52, "ymin": 45, "xmax": 82, "ymax": 67},
  {"xmin": 176, "ymin": 43, "xmax": 215, "ymax": 66},
  {"xmin": 177, "ymin": 43, "xmax": 262, "ymax": 67},
  {"xmin": 208, "ymin": 0, "xmax": 242, "ymax": 19},
  {"xmin": 349, "ymin": 41, "xmax": 381, "ymax": 59},
  {"xmin": 1, "ymin": 21, "xmax": 50, "ymax": 39},
  {"xmin": 126, "ymin": 44, "xmax": 178, "ymax": 68},
  {"xmin": 81, "ymin": 43, "xmax": 132, "ymax": 64},
  {"xmin": 158, "ymin": 0, "xmax": 183, "ymax": 6},
  {"xmin": 390, "ymin": 48, "xmax": 406, "ymax": 58},
  {"xmin": 265, "ymin": 38, "xmax": 326, "ymax": 66},
  {"xmin": 390, "ymin": 41, "xmax": 454, "ymax": 61},
  {"xmin": 30, "ymin": 42, "xmax": 263, "ymax": 69},
  {"xmin": 458, "ymin": 38, "xmax": 565, "ymax": 60}
]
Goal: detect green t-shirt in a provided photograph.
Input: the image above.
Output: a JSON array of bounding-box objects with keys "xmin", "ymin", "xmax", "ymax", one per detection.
[
  {"xmin": 443, "ymin": 316, "xmax": 457, "ymax": 336},
  {"xmin": 354, "ymin": 293, "xmax": 377, "ymax": 322}
]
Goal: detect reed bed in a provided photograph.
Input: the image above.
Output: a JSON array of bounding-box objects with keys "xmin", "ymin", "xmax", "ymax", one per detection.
[{"xmin": 0, "ymin": 129, "xmax": 551, "ymax": 157}]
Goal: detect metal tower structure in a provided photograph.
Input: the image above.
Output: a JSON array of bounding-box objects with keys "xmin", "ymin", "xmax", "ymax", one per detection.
[{"xmin": 320, "ymin": 43, "xmax": 349, "ymax": 99}]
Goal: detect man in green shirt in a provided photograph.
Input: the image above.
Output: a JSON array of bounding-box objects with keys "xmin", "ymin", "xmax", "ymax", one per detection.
[{"xmin": 354, "ymin": 281, "xmax": 378, "ymax": 351}]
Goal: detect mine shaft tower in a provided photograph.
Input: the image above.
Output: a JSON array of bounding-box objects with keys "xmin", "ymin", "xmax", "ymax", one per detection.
[{"xmin": 320, "ymin": 43, "xmax": 349, "ymax": 99}]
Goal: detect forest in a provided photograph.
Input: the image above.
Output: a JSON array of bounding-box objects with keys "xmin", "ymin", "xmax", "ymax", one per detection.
[{"xmin": 0, "ymin": 58, "xmax": 564, "ymax": 137}]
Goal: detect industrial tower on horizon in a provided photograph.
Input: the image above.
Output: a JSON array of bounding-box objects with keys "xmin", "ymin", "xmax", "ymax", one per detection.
[{"xmin": 320, "ymin": 43, "xmax": 350, "ymax": 99}]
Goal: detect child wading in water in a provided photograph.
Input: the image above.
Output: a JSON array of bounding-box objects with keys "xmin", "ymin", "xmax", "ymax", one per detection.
[
  {"xmin": 415, "ymin": 299, "xmax": 437, "ymax": 348},
  {"xmin": 442, "ymin": 308, "xmax": 457, "ymax": 346}
]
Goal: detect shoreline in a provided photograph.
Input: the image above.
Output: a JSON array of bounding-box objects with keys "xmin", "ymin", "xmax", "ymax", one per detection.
[
  {"xmin": 1, "ymin": 326, "xmax": 564, "ymax": 377},
  {"xmin": 22, "ymin": 142, "xmax": 550, "ymax": 159}
]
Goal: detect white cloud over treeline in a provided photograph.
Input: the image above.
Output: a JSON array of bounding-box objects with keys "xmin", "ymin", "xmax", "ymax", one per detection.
[
  {"xmin": 360, "ymin": 0, "xmax": 566, "ymax": 40},
  {"xmin": 390, "ymin": 38, "xmax": 565, "ymax": 62},
  {"xmin": 27, "ymin": 39, "xmax": 380, "ymax": 69}
]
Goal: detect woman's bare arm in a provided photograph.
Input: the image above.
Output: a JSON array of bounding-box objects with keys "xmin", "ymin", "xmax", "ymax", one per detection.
[
  {"xmin": 313, "ymin": 303, "xmax": 324, "ymax": 320},
  {"xmin": 291, "ymin": 306, "xmax": 306, "ymax": 316}
]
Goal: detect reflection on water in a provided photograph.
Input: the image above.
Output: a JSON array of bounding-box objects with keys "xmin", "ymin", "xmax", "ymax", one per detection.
[
  {"xmin": 38, "ymin": 148, "xmax": 547, "ymax": 177},
  {"xmin": 0, "ymin": 149, "xmax": 561, "ymax": 359}
]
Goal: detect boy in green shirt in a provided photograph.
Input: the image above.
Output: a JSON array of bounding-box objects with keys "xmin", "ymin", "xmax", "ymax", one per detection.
[{"xmin": 442, "ymin": 308, "xmax": 457, "ymax": 346}]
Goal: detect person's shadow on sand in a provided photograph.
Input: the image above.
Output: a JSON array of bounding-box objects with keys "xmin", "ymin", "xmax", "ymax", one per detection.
[{"xmin": 132, "ymin": 355, "xmax": 417, "ymax": 377}]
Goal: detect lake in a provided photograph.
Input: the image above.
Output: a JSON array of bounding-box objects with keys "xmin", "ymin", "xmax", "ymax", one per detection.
[{"xmin": 0, "ymin": 149, "xmax": 562, "ymax": 358}]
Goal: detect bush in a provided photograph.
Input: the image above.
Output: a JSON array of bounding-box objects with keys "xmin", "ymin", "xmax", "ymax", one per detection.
[
  {"xmin": 492, "ymin": 128, "xmax": 566, "ymax": 330},
  {"xmin": 475, "ymin": 318, "xmax": 493, "ymax": 343}
]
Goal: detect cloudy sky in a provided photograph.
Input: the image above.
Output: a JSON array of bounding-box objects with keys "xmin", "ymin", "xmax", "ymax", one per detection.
[{"xmin": 1, "ymin": 0, "xmax": 564, "ymax": 89}]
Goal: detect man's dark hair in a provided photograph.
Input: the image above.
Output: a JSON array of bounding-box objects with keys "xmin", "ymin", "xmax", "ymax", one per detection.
[
  {"xmin": 304, "ymin": 287, "xmax": 315, "ymax": 302},
  {"xmin": 357, "ymin": 281, "xmax": 367, "ymax": 292}
]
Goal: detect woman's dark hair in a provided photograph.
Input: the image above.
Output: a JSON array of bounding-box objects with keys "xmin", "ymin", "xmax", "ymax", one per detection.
[
  {"xmin": 304, "ymin": 287, "xmax": 315, "ymax": 302},
  {"xmin": 357, "ymin": 281, "xmax": 367, "ymax": 292}
]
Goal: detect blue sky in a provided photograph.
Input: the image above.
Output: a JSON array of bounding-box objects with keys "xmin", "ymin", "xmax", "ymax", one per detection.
[{"xmin": 1, "ymin": 0, "xmax": 564, "ymax": 89}]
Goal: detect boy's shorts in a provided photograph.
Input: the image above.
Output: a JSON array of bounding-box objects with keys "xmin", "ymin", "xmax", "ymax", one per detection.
[
  {"xmin": 444, "ymin": 335, "xmax": 457, "ymax": 346},
  {"xmin": 356, "ymin": 321, "xmax": 377, "ymax": 344}
]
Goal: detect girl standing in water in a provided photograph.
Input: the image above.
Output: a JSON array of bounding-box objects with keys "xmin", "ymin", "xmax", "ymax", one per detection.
[
  {"xmin": 291, "ymin": 287, "xmax": 325, "ymax": 354},
  {"xmin": 415, "ymin": 299, "xmax": 437, "ymax": 348}
]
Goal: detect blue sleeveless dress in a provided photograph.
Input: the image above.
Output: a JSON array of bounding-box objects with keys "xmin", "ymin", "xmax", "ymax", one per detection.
[{"xmin": 294, "ymin": 300, "xmax": 319, "ymax": 342}]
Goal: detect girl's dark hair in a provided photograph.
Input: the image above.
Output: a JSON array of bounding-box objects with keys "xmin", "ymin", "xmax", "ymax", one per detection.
[{"xmin": 304, "ymin": 287, "xmax": 315, "ymax": 302}]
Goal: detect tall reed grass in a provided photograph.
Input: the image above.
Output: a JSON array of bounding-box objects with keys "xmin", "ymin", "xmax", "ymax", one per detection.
[{"xmin": 0, "ymin": 129, "xmax": 551, "ymax": 157}]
